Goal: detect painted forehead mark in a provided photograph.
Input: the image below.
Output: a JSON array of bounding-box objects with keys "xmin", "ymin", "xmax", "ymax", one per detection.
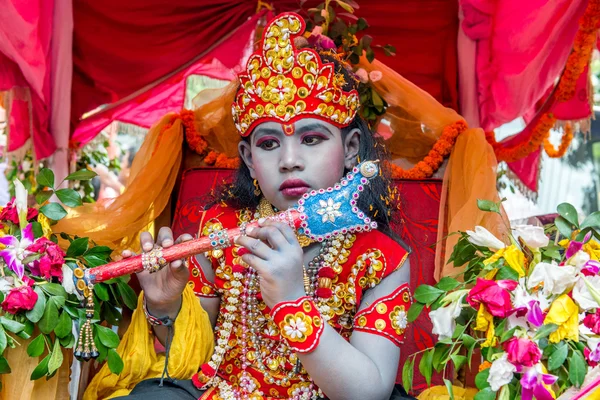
[{"xmin": 283, "ymin": 124, "xmax": 295, "ymax": 136}]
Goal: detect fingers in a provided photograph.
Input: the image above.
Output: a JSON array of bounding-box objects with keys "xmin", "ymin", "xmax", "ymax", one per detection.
[
  {"xmin": 240, "ymin": 253, "xmax": 270, "ymax": 276},
  {"xmin": 175, "ymin": 233, "xmax": 193, "ymax": 244},
  {"xmin": 258, "ymin": 218, "xmax": 298, "ymax": 245},
  {"xmin": 121, "ymin": 249, "xmax": 136, "ymax": 258},
  {"xmin": 157, "ymin": 227, "xmax": 174, "ymax": 247},
  {"xmin": 140, "ymin": 231, "xmax": 155, "ymax": 252},
  {"xmin": 236, "ymin": 235, "xmax": 273, "ymax": 259},
  {"xmin": 246, "ymin": 223, "xmax": 289, "ymax": 250}
]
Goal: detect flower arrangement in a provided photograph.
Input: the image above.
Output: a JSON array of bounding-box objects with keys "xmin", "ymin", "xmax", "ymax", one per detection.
[
  {"xmin": 0, "ymin": 168, "xmax": 136, "ymax": 381},
  {"xmin": 405, "ymin": 200, "xmax": 600, "ymax": 399}
]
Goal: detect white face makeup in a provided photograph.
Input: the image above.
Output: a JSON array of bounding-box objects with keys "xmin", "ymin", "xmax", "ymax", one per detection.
[{"xmin": 239, "ymin": 118, "xmax": 360, "ymax": 211}]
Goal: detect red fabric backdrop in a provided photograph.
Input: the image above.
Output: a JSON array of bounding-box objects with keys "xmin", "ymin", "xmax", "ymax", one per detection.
[{"xmin": 71, "ymin": 0, "xmax": 459, "ymax": 130}]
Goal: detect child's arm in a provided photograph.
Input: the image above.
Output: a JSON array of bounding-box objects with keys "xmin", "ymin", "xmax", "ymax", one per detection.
[{"xmin": 296, "ymin": 263, "xmax": 409, "ymax": 400}]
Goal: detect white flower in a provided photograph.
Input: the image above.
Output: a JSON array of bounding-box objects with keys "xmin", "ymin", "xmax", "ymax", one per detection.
[
  {"xmin": 513, "ymin": 278, "xmax": 551, "ymax": 311},
  {"xmin": 61, "ymin": 264, "xmax": 83, "ymax": 300},
  {"xmin": 0, "ymin": 277, "xmax": 15, "ymax": 294},
  {"xmin": 466, "ymin": 226, "xmax": 505, "ymax": 250},
  {"xmin": 512, "ymin": 225, "xmax": 549, "ymax": 249},
  {"xmin": 573, "ymin": 276, "xmax": 600, "ymax": 310},
  {"xmin": 316, "ymin": 198, "xmax": 342, "ymax": 223},
  {"xmin": 21, "ymin": 160, "xmax": 31, "ymax": 173},
  {"xmin": 567, "ymin": 250, "xmax": 591, "ymax": 270},
  {"xmin": 284, "ymin": 317, "xmax": 308, "ymax": 340},
  {"xmin": 429, "ymin": 296, "xmax": 463, "ymax": 341},
  {"xmin": 527, "ymin": 262, "xmax": 578, "ymax": 296},
  {"xmin": 487, "ymin": 353, "xmax": 516, "ymax": 392},
  {"xmin": 13, "ymin": 179, "xmax": 28, "ymax": 229}
]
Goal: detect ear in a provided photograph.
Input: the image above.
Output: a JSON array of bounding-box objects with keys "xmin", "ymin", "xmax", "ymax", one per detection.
[
  {"xmin": 238, "ymin": 140, "xmax": 257, "ymax": 179},
  {"xmin": 343, "ymin": 128, "xmax": 361, "ymax": 170}
]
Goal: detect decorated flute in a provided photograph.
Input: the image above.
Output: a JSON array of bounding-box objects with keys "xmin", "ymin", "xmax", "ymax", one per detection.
[{"xmin": 74, "ymin": 160, "xmax": 380, "ymax": 290}]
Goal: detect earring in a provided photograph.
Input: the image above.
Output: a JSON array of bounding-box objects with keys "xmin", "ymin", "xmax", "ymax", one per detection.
[{"xmin": 253, "ymin": 179, "xmax": 261, "ymax": 196}]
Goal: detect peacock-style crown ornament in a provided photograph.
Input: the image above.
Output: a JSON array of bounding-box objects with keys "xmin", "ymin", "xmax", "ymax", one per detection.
[{"xmin": 232, "ymin": 12, "xmax": 360, "ymax": 137}]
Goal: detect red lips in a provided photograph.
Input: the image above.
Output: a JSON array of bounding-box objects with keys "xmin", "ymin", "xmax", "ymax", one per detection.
[{"xmin": 279, "ymin": 179, "xmax": 310, "ymax": 197}]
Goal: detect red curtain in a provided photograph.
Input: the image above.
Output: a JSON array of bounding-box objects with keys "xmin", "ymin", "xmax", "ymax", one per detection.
[{"xmin": 71, "ymin": 0, "xmax": 459, "ymax": 131}]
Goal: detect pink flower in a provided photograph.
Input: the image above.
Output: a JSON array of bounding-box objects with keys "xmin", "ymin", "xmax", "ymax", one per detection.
[
  {"xmin": 307, "ymin": 34, "xmax": 336, "ymax": 51},
  {"xmin": 520, "ymin": 364, "xmax": 557, "ymax": 400},
  {"xmin": 467, "ymin": 278, "xmax": 518, "ymax": 317},
  {"xmin": 311, "ymin": 26, "xmax": 323, "ymax": 36},
  {"xmin": 26, "ymin": 238, "xmax": 65, "ymax": 281},
  {"xmin": 369, "ymin": 70, "xmax": 383, "ymax": 82},
  {"xmin": 0, "ymin": 224, "xmax": 35, "ymax": 278},
  {"xmin": 504, "ymin": 337, "xmax": 542, "ymax": 368},
  {"xmin": 583, "ymin": 309, "xmax": 600, "ymax": 335},
  {"xmin": 584, "ymin": 346, "xmax": 600, "ymax": 367},
  {"xmin": 355, "ymin": 68, "xmax": 369, "ymax": 83},
  {"xmin": 1, "ymin": 285, "xmax": 38, "ymax": 314}
]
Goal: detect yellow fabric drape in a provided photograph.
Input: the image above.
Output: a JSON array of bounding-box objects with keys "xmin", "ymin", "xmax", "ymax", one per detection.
[
  {"xmin": 53, "ymin": 114, "xmax": 184, "ymax": 255},
  {"xmin": 83, "ymin": 286, "xmax": 214, "ymax": 399},
  {"xmin": 434, "ymin": 129, "xmax": 508, "ymax": 279},
  {"xmin": 417, "ymin": 385, "xmax": 478, "ymax": 400},
  {"xmin": 0, "ymin": 340, "xmax": 71, "ymax": 400}
]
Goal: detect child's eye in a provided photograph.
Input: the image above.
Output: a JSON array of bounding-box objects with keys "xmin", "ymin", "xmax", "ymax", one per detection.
[
  {"xmin": 257, "ymin": 139, "xmax": 279, "ymax": 150},
  {"xmin": 302, "ymin": 135, "xmax": 324, "ymax": 145}
]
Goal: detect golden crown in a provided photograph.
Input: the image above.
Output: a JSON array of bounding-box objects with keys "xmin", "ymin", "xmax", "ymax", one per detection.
[{"xmin": 232, "ymin": 13, "xmax": 360, "ymax": 137}]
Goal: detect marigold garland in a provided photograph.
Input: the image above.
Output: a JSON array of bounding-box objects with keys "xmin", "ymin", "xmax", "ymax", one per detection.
[
  {"xmin": 486, "ymin": 0, "xmax": 599, "ymax": 163},
  {"xmin": 543, "ymin": 123, "xmax": 574, "ymax": 158},
  {"xmin": 387, "ymin": 120, "xmax": 467, "ymax": 180}
]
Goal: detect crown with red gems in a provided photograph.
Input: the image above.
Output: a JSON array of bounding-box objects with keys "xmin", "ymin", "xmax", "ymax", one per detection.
[{"xmin": 232, "ymin": 13, "xmax": 360, "ymax": 137}]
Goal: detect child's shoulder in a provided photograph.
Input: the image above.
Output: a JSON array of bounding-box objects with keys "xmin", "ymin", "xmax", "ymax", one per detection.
[{"xmin": 197, "ymin": 202, "xmax": 253, "ymax": 235}]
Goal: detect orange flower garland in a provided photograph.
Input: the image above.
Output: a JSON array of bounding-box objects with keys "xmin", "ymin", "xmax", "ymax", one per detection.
[
  {"xmin": 180, "ymin": 109, "xmax": 208, "ymax": 156},
  {"xmin": 543, "ymin": 123, "xmax": 574, "ymax": 158},
  {"xmin": 486, "ymin": 0, "xmax": 599, "ymax": 163},
  {"xmin": 387, "ymin": 120, "xmax": 467, "ymax": 180}
]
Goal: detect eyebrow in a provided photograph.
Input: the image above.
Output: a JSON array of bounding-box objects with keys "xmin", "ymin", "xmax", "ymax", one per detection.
[{"xmin": 252, "ymin": 123, "xmax": 334, "ymax": 144}]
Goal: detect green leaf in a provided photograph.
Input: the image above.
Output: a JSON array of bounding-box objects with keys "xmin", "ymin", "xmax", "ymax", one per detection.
[
  {"xmin": 418, "ymin": 349, "xmax": 434, "ymax": 387},
  {"xmin": 555, "ymin": 216, "xmax": 574, "ymax": 239},
  {"xmin": 55, "ymin": 188, "xmax": 82, "ymax": 208},
  {"xmin": 569, "ymin": 351, "xmax": 586, "ymax": 387},
  {"xmin": 47, "ymin": 339, "xmax": 63, "ymax": 375},
  {"xmin": 335, "ymin": 0, "xmax": 354, "ymax": 13},
  {"xmin": 39, "ymin": 203, "xmax": 67, "ymax": 221},
  {"xmin": 0, "ymin": 356, "xmax": 11, "ymax": 374},
  {"xmin": 35, "ymin": 190, "xmax": 54, "ymax": 206},
  {"xmin": 414, "ymin": 285, "xmax": 445, "ymax": 305},
  {"xmin": 64, "ymin": 169, "xmax": 97, "ymax": 181},
  {"xmin": 42, "ymin": 283, "xmax": 67, "ymax": 298},
  {"xmin": 36, "ymin": 169, "xmax": 55, "ymax": 189},
  {"xmin": 117, "ymin": 281, "xmax": 138, "ymax": 310},
  {"xmin": 402, "ymin": 358, "xmax": 415, "ymax": 393},
  {"xmin": 443, "ymin": 378, "xmax": 455, "ymax": 400},
  {"xmin": 435, "ymin": 277, "xmax": 460, "ymax": 292},
  {"xmin": 0, "ymin": 327, "xmax": 6, "ymax": 354},
  {"xmin": 17, "ymin": 319, "xmax": 34, "ymax": 340},
  {"xmin": 38, "ymin": 297, "xmax": 59, "ymax": 334},
  {"xmin": 533, "ymin": 323, "xmax": 558, "ymax": 341},
  {"xmin": 30, "ymin": 221, "xmax": 44, "ymax": 239},
  {"xmin": 95, "ymin": 325, "xmax": 120, "ymax": 349},
  {"xmin": 548, "ymin": 343, "xmax": 568, "ymax": 371},
  {"xmin": 557, "ymin": 203, "xmax": 579, "ymax": 228},
  {"xmin": 356, "ymin": 17, "xmax": 368, "ymax": 31},
  {"xmin": 432, "ymin": 344, "xmax": 451, "ymax": 372},
  {"xmin": 450, "ymin": 354, "xmax": 467, "ymax": 372},
  {"xmin": 66, "ymin": 237, "xmax": 89, "ymax": 258},
  {"xmin": 27, "ymin": 334, "xmax": 46, "ymax": 357},
  {"xmin": 0, "ymin": 316, "xmax": 25, "ymax": 334},
  {"xmin": 59, "ymin": 333, "xmax": 75, "ymax": 349},
  {"xmin": 94, "ymin": 283, "xmax": 110, "ymax": 302},
  {"xmin": 542, "ymin": 243, "xmax": 563, "ymax": 261},
  {"xmin": 461, "ymin": 334, "xmax": 477, "ymax": 367},
  {"xmin": 107, "ymin": 349, "xmax": 124, "ymax": 375},
  {"xmin": 474, "ymin": 388, "xmax": 496, "ymax": 400},
  {"xmin": 21, "ymin": 252, "xmax": 43, "ymax": 266},
  {"xmin": 30, "ymin": 354, "xmax": 50, "ymax": 380},
  {"xmin": 581, "ymin": 211, "xmax": 600, "ymax": 230},
  {"xmin": 26, "ymin": 287, "xmax": 46, "ymax": 323},
  {"xmin": 500, "ymin": 327, "xmax": 517, "ymax": 343},
  {"xmin": 83, "ymin": 254, "xmax": 107, "ymax": 268},
  {"xmin": 475, "ymin": 368, "xmax": 491, "ymax": 390},
  {"xmin": 54, "ymin": 312, "xmax": 72, "ymax": 338},
  {"xmin": 85, "ymin": 246, "xmax": 112, "ymax": 258},
  {"xmin": 477, "ymin": 199, "xmax": 500, "ymax": 214},
  {"xmin": 496, "ymin": 265, "xmax": 520, "ymax": 281},
  {"xmin": 407, "ymin": 302, "xmax": 424, "ymax": 323}
]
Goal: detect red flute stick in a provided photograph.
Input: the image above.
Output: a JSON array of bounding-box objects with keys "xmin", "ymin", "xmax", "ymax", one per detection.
[{"xmin": 85, "ymin": 210, "xmax": 301, "ymax": 284}]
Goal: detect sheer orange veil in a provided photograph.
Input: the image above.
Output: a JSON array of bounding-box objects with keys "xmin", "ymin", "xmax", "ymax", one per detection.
[{"xmin": 56, "ymin": 58, "xmax": 505, "ymax": 279}]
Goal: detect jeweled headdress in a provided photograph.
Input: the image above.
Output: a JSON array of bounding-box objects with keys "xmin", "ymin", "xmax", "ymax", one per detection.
[{"xmin": 232, "ymin": 13, "xmax": 360, "ymax": 137}]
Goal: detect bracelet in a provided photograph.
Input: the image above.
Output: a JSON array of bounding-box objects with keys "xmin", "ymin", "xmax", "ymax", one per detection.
[
  {"xmin": 270, "ymin": 296, "xmax": 324, "ymax": 353},
  {"xmin": 143, "ymin": 297, "xmax": 178, "ymax": 327}
]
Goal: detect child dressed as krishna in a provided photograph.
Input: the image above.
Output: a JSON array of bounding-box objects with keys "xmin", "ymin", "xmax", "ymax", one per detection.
[{"xmin": 83, "ymin": 12, "xmax": 415, "ymax": 400}]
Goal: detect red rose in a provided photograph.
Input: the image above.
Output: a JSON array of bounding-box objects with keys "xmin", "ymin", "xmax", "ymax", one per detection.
[
  {"xmin": 466, "ymin": 278, "xmax": 518, "ymax": 318},
  {"xmin": 0, "ymin": 200, "xmax": 38, "ymax": 225},
  {"xmin": 1, "ymin": 285, "xmax": 38, "ymax": 314},
  {"xmin": 26, "ymin": 238, "xmax": 65, "ymax": 281},
  {"xmin": 583, "ymin": 309, "xmax": 600, "ymax": 335},
  {"xmin": 504, "ymin": 337, "xmax": 542, "ymax": 367}
]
